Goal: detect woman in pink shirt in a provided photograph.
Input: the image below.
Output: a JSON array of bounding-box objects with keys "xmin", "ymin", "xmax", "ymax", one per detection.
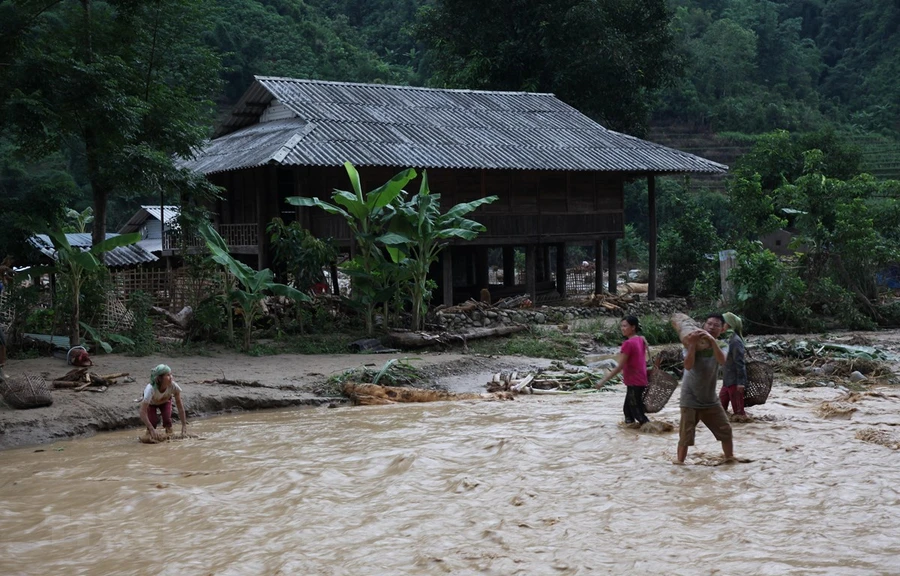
[{"xmin": 595, "ymin": 315, "xmax": 650, "ymax": 425}]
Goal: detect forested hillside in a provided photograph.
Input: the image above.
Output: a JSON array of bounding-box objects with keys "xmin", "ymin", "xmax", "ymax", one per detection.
[
  {"xmin": 1, "ymin": 0, "xmax": 898, "ymax": 248},
  {"xmin": 202, "ymin": 0, "xmax": 900, "ymax": 139}
]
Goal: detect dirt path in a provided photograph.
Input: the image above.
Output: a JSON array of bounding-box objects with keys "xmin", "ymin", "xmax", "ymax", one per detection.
[{"xmin": 0, "ymin": 349, "xmax": 547, "ymax": 449}]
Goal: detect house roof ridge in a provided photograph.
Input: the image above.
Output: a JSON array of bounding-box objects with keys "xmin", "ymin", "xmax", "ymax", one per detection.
[{"xmin": 254, "ymin": 76, "xmax": 557, "ymax": 98}]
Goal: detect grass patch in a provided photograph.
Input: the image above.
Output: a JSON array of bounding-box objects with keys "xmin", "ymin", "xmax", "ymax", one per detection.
[
  {"xmin": 467, "ymin": 327, "xmax": 583, "ymax": 361},
  {"xmin": 593, "ymin": 314, "xmax": 680, "ymax": 346},
  {"xmin": 572, "ymin": 316, "xmax": 616, "ymax": 335}
]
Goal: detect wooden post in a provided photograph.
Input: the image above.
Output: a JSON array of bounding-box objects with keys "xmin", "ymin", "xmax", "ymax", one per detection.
[
  {"xmin": 503, "ymin": 246, "xmax": 515, "ymax": 286},
  {"xmin": 648, "ymin": 174, "xmax": 658, "ymax": 301},
  {"xmin": 475, "ymin": 246, "xmax": 489, "ymax": 290},
  {"xmin": 256, "ymin": 169, "xmax": 267, "ymax": 270},
  {"xmin": 442, "ymin": 247, "xmax": 454, "ymax": 306},
  {"xmin": 594, "ymin": 239, "xmax": 604, "ymax": 295},
  {"xmin": 607, "ymin": 238, "xmax": 617, "ymax": 294},
  {"xmin": 330, "ymin": 262, "xmax": 340, "ymax": 296},
  {"xmin": 526, "ymin": 244, "xmax": 537, "ymax": 302},
  {"xmin": 556, "ymin": 242, "xmax": 567, "ymax": 298},
  {"xmin": 541, "ymin": 244, "xmax": 551, "ymax": 282},
  {"xmin": 719, "ymin": 249, "xmax": 737, "ymax": 304}
]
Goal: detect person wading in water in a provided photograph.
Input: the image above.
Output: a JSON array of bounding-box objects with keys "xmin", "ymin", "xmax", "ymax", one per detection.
[
  {"xmin": 676, "ymin": 314, "xmax": 733, "ymax": 464},
  {"xmin": 595, "ymin": 315, "xmax": 650, "ymax": 427}
]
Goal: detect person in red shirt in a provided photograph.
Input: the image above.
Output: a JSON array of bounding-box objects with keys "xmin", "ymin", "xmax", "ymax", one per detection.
[{"xmin": 595, "ymin": 315, "xmax": 650, "ymax": 425}]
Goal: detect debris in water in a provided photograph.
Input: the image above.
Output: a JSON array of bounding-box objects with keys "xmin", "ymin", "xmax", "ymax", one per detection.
[
  {"xmin": 639, "ymin": 420, "xmax": 675, "ymax": 434},
  {"xmin": 855, "ymin": 428, "xmax": 900, "ymax": 450}
]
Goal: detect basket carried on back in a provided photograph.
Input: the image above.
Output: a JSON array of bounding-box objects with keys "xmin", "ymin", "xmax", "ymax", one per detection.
[
  {"xmin": 744, "ymin": 361, "xmax": 773, "ymax": 407},
  {"xmin": 0, "ymin": 373, "xmax": 53, "ymax": 410},
  {"xmin": 643, "ymin": 368, "xmax": 679, "ymax": 413}
]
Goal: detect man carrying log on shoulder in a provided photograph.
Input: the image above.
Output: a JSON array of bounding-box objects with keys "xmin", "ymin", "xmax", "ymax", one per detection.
[{"xmin": 675, "ymin": 313, "xmax": 734, "ymax": 464}]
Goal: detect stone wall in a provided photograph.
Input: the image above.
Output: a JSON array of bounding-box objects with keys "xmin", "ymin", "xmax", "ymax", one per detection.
[{"xmin": 435, "ymin": 297, "xmax": 688, "ymax": 332}]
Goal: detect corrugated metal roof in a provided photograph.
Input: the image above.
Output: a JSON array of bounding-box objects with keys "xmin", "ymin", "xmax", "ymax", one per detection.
[
  {"xmin": 184, "ymin": 77, "xmax": 727, "ymax": 175},
  {"xmin": 118, "ymin": 205, "xmax": 180, "ymax": 234},
  {"xmin": 29, "ymin": 234, "xmax": 158, "ymax": 268}
]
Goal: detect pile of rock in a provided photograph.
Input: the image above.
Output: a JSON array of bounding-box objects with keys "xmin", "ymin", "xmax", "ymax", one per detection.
[{"xmin": 434, "ymin": 296, "xmax": 689, "ymax": 332}]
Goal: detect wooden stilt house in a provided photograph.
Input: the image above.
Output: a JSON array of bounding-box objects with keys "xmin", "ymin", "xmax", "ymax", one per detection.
[{"xmin": 180, "ymin": 77, "xmax": 727, "ymax": 305}]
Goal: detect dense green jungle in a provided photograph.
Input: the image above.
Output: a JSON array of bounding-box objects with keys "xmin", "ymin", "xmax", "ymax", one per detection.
[{"xmin": 1, "ymin": 0, "xmax": 899, "ymax": 336}]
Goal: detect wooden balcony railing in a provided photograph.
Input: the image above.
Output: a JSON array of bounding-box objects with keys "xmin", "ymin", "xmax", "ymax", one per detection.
[{"xmin": 162, "ymin": 223, "xmax": 259, "ymax": 251}]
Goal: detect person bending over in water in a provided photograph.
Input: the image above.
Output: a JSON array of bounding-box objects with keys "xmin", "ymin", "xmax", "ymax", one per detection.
[
  {"xmin": 595, "ymin": 315, "xmax": 650, "ymax": 426},
  {"xmin": 140, "ymin": 364, "xmax": 188, "ymax": 440},
  {"xmin": 676, "ymin": 314, "xmax": 732, "ymax": 464}
]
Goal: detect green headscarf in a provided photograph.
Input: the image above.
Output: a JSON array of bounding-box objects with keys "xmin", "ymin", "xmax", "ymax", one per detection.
[
  {"xmin": 150, "ymin": 364, "xmax": 172, "ymax": 388},
  {"xmin": 723, "ymin": 312, "xmax": 743, "ymax": 338}
]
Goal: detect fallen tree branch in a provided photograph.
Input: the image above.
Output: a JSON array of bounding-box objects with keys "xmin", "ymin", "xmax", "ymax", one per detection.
[
  {"xmin": 384, "ymin": 325, "xmax": 528, "ymax": 349},
  {"xmin": 150, "ymin": 305, "xmax": 193, "ymax": 329},
  {"xmin": 203, "ymin": 377, "xmax": 267, "ymax": 388}
]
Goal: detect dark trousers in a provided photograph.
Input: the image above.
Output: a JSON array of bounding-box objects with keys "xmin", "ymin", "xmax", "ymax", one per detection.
[{"xmin": 624, "ymin": 385, "xmax": 649, "ymax": 424}]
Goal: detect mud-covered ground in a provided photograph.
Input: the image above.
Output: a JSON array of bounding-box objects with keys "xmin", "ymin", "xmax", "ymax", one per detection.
[
  {"xmin": 2, "ymin": 327, "xmax": 899, "ymax": 450},
  {"xmin": 0, "ymin": 349, "xmax": 549, "ymax": 450}
]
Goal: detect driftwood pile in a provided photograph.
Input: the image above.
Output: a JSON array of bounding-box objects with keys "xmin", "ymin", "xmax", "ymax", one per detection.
[
  {"xmin": 52, "ymin": 367, "xmax": 129, "ymax": 393},
  {"xmin": 486, "ymin": 364, "xmax": 609, "ymax": 394},
  {"xmin": 585, "ymin": 293, "xmax": 638, "ymax": 312}
]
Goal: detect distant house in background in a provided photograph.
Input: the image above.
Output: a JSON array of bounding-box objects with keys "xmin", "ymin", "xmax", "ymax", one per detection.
[
  {"xmin": 118, "ymin": 205, "xmax": 180, "ymax": 255},
  {"xmin": 180, "ymin": 76, "xmax": 728, "ymax": 304},
  {"xmin": 28, "ymin": 233, "xmax": 158, "ymax": 268},
  {"xmin": 760, "ymin": 208, "xmax": 806, "ymax": 257},
  {"xmin": 760, "ymin": 228, "xmax": 799, "ymax": 256}
]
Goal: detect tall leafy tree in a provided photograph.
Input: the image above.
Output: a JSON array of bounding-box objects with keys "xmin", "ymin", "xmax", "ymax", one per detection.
[
  {"xmin": 417, "ymin": 0, "xmax": 681, "ymax": 135},
  {"xmin": 0, "ymin": 0, "xmax": 222, "ymax": 251}
]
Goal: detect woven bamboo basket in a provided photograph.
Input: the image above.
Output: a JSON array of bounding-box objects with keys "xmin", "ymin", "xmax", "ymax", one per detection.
[
  {"xmin": 744, "ymin": 361, "xmax": 774, "ymax": 407},
  {"xmin": 643, "ymin": 368, "xmax": 679, "ymax": 413},
  {"xmin": 0, "ymin": 373, "xmax": 53, "ymax": 410}
]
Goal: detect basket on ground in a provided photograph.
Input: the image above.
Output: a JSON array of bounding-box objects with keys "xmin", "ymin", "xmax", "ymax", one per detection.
[
  {"xmin": 643, "ymin": 369, "xmax": 679, "ymax": 413},
  {"xmin": 744, "ymin": 361, "xmax": 773, "ymax": 407},
  {"xmin": 0, "ymin": 373, "xmax": 53, "ymax": 409}
]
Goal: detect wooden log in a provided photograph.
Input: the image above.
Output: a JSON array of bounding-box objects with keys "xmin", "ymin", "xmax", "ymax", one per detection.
[
  {"xmin": 99, "ymin": 372, "xmax": 129, "ymax": 381},
  {"xmin": 204, "ymin": 378, "xmax": 267, "ymax": 388},
  {"xmin": 53, "ymin": 380, "xmax": 84, "ymax": 389},
  {"xmin": 342, "ymin": 382, "xmax": 513, "ymax": 405},
  {"xmin": 622, "ymin": 282, "xmax": 648, "ymax": 294},
  {"xmin": 86, "ymin": 373, "xmax": 110, "ymax": 388},
  {"xmin": 670, "ymin": 313, "xmax": 710, "ymax": 350},
  {"xmin": 384, "ymin": 325, "xmax": 528, "ymax": 349},
  {"xmin": 55, "ymin": 368, "xmax": 89, "ymax": 382}
]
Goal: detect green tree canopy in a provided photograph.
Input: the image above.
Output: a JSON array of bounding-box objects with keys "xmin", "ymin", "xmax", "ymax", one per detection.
[
  {"xmin": 416, "ymin": 0, "xmax": 681, "ymax": 135},
  {"xmin": 0, "ymin": 0, "xmax": 223, "ymax": 249}
]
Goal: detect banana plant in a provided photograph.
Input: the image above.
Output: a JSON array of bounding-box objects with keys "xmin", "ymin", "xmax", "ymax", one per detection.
[
  {"xmin": 287, "ymin": 162, "xmax": 416, "ymax": 335},
  {"xmin": 198, "ymin": 223, "xmax": 310, "ymax": 351},
  {"xmin": 27, "ymin": 229, "xmax": 141, "ymax": 346},
  {"xmin": 388, "ymin": 172, "xmax": 498, "ymax": 330}
]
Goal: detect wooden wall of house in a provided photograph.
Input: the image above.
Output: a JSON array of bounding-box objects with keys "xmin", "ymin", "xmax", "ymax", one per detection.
[{"xmin": 210, "ymin": 165, "xmax": 626, "ymax": 251}]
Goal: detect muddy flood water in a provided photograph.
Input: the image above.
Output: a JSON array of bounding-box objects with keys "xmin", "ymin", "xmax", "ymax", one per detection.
[{"xmin": 2, "ymin": 385, "xmax": 900, "ymax": 575}]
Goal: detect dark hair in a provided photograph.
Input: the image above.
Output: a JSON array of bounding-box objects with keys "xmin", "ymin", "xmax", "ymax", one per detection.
[
  {"xmin": 622, "ymin": 315, "xmax": 641, "ymax": 332},
  {"xmin": 705, "ymin": 313, "xmax": 725, "ymax": 325}
]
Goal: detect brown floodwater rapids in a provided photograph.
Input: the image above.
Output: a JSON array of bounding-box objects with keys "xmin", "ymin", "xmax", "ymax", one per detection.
[{"xmin": 2, "ymin": 385, "xmax": 900, "ymax": 575}]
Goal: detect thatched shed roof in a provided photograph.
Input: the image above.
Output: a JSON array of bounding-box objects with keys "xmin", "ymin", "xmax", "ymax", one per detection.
[{"xmin": 181, "ymin": 76, "xmax": 727, "ymax": 176}]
